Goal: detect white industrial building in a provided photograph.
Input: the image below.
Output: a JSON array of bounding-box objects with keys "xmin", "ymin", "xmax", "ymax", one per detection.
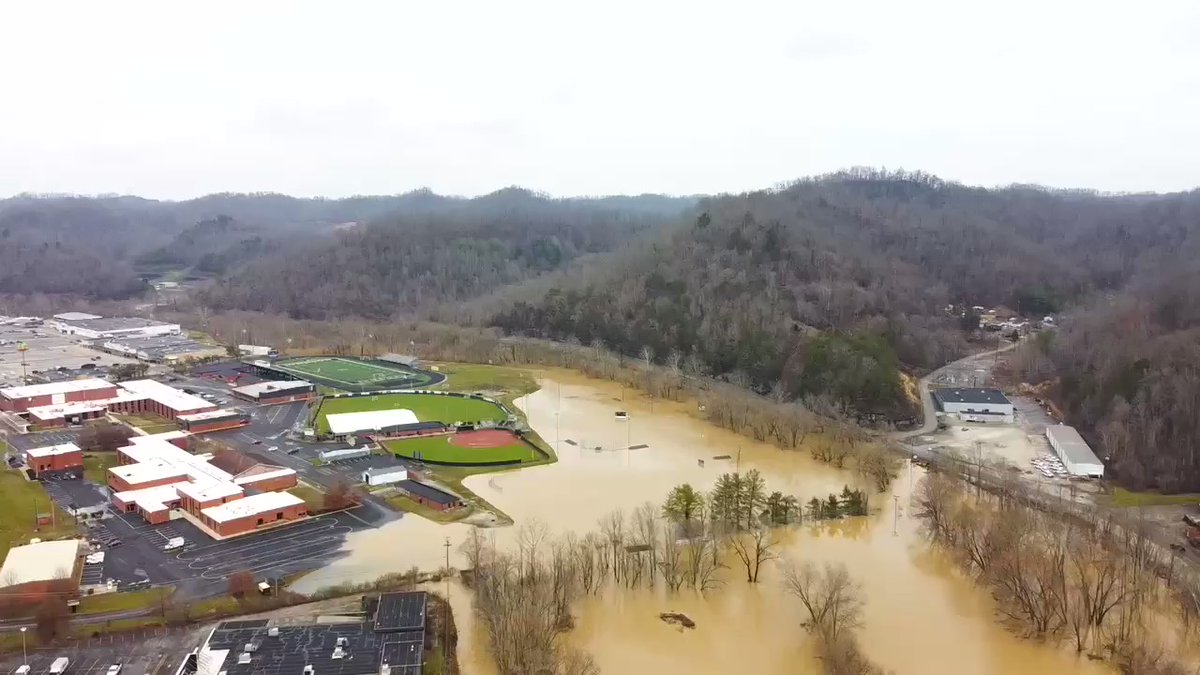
[
  {"xmin": 931, "ymin": 388, "xmax": 1014, "ymax": 423},
  {"xmin": 362, "ymin": 465, "xmax": 408, "ymax": 487},
  {"xmin": 1046, "ymin": 425, "xmax": 1105, "ymax": 477},
  {"xmin": 0, "ymin": 539, "xmax": 83, "ymax": 587},
  {"xmin": 50, "ymin": 315, "xmax": 180, "ymax": 339}
]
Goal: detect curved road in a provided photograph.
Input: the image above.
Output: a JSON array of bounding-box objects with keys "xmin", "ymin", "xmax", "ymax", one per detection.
[{"xmin": 893, "ymin": 341, "xmax": 1018, "ymax": 441}]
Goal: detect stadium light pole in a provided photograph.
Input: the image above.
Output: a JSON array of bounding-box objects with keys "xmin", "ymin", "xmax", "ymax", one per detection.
[{"xmin": 443, "ymin": 537, "xmax": 451, "ymax": 668}]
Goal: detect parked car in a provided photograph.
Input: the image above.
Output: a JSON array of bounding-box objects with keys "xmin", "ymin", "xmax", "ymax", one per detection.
[
  {"xmin": 106, "ymin": 538, "xmax": 122, "ymax": 548},
  {"xmin": 106, "ymin": 665, "xmax": 122, "ymax": 675}
]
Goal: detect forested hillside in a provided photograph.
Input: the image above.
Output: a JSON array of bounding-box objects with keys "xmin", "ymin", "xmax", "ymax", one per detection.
[
  {"xmin": 491, "ymin": 171, "xmax": 1200, "ymax": 420},
  {"xmin": 134, "ymin": 215, "xmax": 282, "ymax": 276},
  {"xmin": 2, "ymin": 190, "xmax": 610, "ymax": 299},
  {"xmin": 197, "ymin": 189, "xmax": 692, "ymax": 318},
  {"xmin": 1012, "ymin": 245, "xmax": 1200, "ymax": 491}
]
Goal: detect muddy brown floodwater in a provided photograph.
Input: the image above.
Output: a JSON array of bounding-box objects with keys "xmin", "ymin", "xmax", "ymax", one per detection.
[{"xmin": 295, "ymin": 371, "xmax": 1113, "ymax": 675}]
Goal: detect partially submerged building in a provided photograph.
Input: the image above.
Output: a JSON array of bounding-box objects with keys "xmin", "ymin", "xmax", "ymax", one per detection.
[{"xmin": 395, "ymin": 480, "xmax": 464, "ymax": 511}]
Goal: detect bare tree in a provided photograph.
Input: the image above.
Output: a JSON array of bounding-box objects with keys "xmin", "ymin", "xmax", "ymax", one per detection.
[
  {"xmin": 783, "ymin": 561, "xmax": 864, "ymax": 639},
  {"xmin": 728, "ymin": 525, "xmax": 779, "ymax": 583}
]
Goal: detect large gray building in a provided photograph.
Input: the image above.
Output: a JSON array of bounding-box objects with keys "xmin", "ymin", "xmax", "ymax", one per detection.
[{"xmin": 931, "ymin": 387, "xmax": 1014, "ymax": 423}]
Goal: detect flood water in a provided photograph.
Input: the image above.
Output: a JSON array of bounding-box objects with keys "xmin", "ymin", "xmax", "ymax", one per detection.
[{"xmin": 295, "ymin": 371, "xmax": 1113, "ymax": 674}]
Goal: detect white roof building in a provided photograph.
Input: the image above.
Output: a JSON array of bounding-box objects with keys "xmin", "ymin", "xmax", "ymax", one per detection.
[
  {"xmin": 201, "ymin": 491, "xmax": 305, "ymax": 523},
  {"xmin": 0, "ymin": 539, "xmax": 82, "ymax": 587},
  {"xmin": 326, "ymin": 409, "xmax": 419, "ymax": 435},
  {"xmin": 110, "ymin": 434, "xmax": 299, "ymax": 519},
  {"xmin": 1046, "ymin": 425, "xmax": 1105, "ymax": 477},
  {"xmin": 231, "ymin": 380, "xmax": 313, "ymax": 398},
  {"xmin": 1, "ymin": 378, "xmax": 115, "ymax": 401},
  {"xmin": 25, "ymin": 442, "xmax": 82, "ymax": 458},
  {"xmin": 52, "ymin": 312, "xmax": 102, "ymax": 321},
  {"xmin": 119, "ymin": 379, "xmax": 214, "ymax": 413}
]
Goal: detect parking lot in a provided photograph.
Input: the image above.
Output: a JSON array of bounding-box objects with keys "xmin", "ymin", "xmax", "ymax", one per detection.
[
  {"xmin": 6, "ymin": 430, "xmax": 83, "ymax": 452},
  {"xmin": 0, "ymin": 326, "xmax": 138, "ymax": 387},
  {"xmin": 0, "ymin": 624, "xmax": 210, "ymax": 675}
]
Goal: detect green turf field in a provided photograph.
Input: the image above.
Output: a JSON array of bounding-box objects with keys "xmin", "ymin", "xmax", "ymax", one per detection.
[
  {"xmin": 275, "ymin": 357, "xmax": 427, "ymax": 388},
  {"xmin": 382, "ymin": 435, "xmax": 536, "ymax": 465},
  {"xmin": 314, "ymin": 393, "xmax": 509, "ymax": 435}
]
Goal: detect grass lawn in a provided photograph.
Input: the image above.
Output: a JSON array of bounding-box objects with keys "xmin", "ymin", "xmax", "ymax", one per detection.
[
  {"xmin": 0, "ymin": 471, "xmax": 78, "ymax": 559},
  {"xmin": 75, "ymin": 617, "xmax": 166, "ymax": 638},
  {"xmin": 277, "ymin": 356, "xmax": 430, "ymax": 388},
  {"xmin": 382, "ymin": 434, "xmax": 537, "ymax": 465},
  {"xmin": 114, "ymin": 413, "xmax": 177, "ymax": 434},
  {"xmin": 291, "ymin": 483, "xmax": 326, "ymax": 512},
  {"xmin": 384, "ymin": 492, "xmax": 470, "ymax": 524},
  {"xmin": 1110, "ymin": 487, "xmax": 1200, "ymax": 508},
  {"xmin": 433, "ymin": 362, "xmax": 538, "ymax": 398},
  {"xmin": 314, "ymin": 393, "xmax": 508, "ymax": 435},
  {"xmin": 78, "ymin": 587, "xmax": 172, "ymax": 615},
  {"xmin": 83, "ymin": 453, "xmax": 121, "ymax": 484}
]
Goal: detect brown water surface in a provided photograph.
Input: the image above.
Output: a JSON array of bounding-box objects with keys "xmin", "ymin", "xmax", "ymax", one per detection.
[{"xmin": 296, "ymin": 372, "xmax": 1113, "ymax": 674}]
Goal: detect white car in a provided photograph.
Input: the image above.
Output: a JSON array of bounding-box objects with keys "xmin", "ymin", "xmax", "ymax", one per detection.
[{"xmin": 107, "ymin": 665, "xmax": 122, "ymax": 675}]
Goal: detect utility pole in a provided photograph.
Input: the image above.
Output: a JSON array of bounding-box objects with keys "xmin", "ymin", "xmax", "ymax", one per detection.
[
  {"xmin": 893, "ymin": 495, "xmax": 900, "ymax": 535},
  {"xmin": 443, "ymin": 537, "xmax": 451, "ymax": 669}
]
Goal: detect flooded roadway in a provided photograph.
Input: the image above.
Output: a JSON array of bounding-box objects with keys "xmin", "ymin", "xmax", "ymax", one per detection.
[{"xmin": 295, "ymin": 371, "xmax": 1113, "ymax": 674}]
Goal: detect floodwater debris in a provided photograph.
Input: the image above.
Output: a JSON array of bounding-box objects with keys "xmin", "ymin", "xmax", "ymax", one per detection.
[{"xmin": 660, "ymin": 612, "xmax": 696, "ymax": 629}]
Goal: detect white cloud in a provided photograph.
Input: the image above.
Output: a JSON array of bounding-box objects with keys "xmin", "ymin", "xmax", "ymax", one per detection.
[{"xmin": 0, "ymin": 0, "xmax": 1197, "ymax": 198}]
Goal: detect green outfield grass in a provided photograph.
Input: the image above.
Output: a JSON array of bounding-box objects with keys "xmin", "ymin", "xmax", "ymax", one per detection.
[
  {"xmin": 275, "ymin": 356, "xmax": 430, "ymax": 388},
  {"xmin": 381, "ymin": 434, "xmax": 537, "ymax": 465},
  {"xmin": 314, "ymin": 393, "xmax": 509, "ymax": 435}
]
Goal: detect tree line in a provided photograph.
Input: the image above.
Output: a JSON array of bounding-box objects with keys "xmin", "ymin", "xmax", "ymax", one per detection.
[
  {"xmin": 456, "ymin": 470, "xmax": 892, "ymax": 675},
  {"xmin": 488, "ymin": 170, "xmax": 1200, "ymax": 422},
  {"xmin": 913, "ymin": 471, "xmax": 1200, "ymax": 674},
  {"xmin": 1010, "ymin": 256, "xmax": 1200, "ymax": 492}
]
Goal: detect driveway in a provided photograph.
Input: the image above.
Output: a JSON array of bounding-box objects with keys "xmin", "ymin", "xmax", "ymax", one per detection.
[{"xmin": 894, "ymin": 341, "xmax": 1018, "ymax": 441}]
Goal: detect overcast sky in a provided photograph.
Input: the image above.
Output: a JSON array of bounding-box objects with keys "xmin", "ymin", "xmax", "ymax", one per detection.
[{"xmin": 2, "ymin": 0, "xmax": 1198, "ymax": 199}]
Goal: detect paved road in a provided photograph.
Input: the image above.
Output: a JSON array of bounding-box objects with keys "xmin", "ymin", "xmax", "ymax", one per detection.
[{"xmin": 893, "ymin": 341, "xmax": 1018, "ymax": 441}]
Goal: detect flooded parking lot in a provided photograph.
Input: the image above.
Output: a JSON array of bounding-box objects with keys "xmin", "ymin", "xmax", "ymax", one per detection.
[{"xmin": 295, "ymin": 371, "xmax": 1113, "ymax": 675}]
